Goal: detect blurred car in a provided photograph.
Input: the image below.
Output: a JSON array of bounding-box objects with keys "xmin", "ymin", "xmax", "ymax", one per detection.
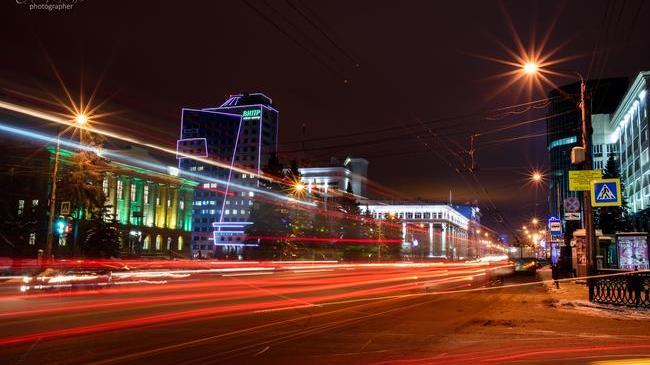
[
  {"xmin": 513, "ymin": 258, "xmax": 537, "ymax": 274},
  {"xmin": 20, "ymin": 268, "xmax": 113, "ymax": 292}
]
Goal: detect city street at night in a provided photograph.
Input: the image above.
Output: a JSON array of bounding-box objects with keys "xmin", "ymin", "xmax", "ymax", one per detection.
[{"xmin": 3, "ymin": 1, "xmax": 650, "ymax": 364}]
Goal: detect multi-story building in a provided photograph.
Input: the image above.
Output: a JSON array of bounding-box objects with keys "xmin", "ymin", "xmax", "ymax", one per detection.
[
  {"xmin": 606, "ymin": 71, "xmax": 650, "ymax": 213},
  {"xmin": 546, "ymin": 78, "xmax": 628, "ymax": 218},
  {"xmin": 177, "ymin": 93, "xmax": 279, "ymax": 258},
  {"xmin": 299, "ymin": 157, "xmax": 369, "ymax": 198},
  {"xmin": 0, "ymin": 142, "xmax": 196, "ymax": 258},
  {"xmin": 363, "ymin": 202, "xmax": 478, "ymax": 259}
]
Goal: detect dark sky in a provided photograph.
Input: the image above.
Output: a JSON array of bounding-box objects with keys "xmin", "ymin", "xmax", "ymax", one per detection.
[{"xmin": 2, "ymin": 0, "xmax": 650, "ymax": 232}]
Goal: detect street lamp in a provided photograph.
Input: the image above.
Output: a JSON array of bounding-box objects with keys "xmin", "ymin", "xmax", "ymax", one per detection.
[
  {"xmin": 531, "ymin": 218, "xmax": 539, "ymax": 225},
  {"xmin": 530, "ymin": 170, "xmax": 544, "ymax": 183},
  {"xmin": 74, "ymin": 113, "xmax": 88, "ymax": 125},
  {"xmin": 520, "ymin": 61, "xmax": 595, "ymax": 271},
  {"xmin": 522, "ymin": 62, "xmax": 539, "ymax": 75}
]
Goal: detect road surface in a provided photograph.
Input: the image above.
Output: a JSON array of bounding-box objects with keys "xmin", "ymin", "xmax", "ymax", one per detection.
[{"xmin": 0, "ymin": 261, "xmax": 648, "ymax": 364}]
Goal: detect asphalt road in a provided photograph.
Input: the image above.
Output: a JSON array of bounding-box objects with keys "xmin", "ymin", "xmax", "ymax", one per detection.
[{"xmin": 0, "ymin": 261, "xmax": 649, "ymax": 365}]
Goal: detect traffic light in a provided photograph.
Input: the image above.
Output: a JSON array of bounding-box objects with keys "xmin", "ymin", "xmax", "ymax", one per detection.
[{"xmin": 55, "ymin": 217, "xmax": 68, "ymax": 236}]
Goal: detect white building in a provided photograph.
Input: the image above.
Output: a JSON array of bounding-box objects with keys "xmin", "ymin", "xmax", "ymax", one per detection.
[
  {"xmin": 363, "ymin": 203, "xmax": 476, "ymax": 259},
  {"xmin": 605, "ymin": 71, "xmax": 650, "ymax": 213},
  {"xmin": 299, "ymin": 157, "xmax": 368, "ymax": 198}
]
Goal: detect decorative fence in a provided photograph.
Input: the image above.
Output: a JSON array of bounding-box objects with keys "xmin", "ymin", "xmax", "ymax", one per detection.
[{"xmin": 588, "ymin": 271, "xmax": 650, "ymax": 308}]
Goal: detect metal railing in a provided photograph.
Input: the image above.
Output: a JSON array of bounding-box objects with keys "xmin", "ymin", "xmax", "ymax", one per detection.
[{"xmin": 588, "ymin": 270, "xmax": 650, "ymax": 308}]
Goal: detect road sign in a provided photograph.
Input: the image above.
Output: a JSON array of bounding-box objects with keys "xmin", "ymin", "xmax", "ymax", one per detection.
[
  {"xmin": 548, "ymin": 217, "xmax": 562, "ymax": 236},
  {"xmin": 591, "ymin": 178, "xmax": 622, "ymax": 207},
  {"xmin": 569, "ymin": 170, "xmax": 602, "ymax": 191},
  {"xmin": 60, "ymin": 201, "xmax": 70, "ymax": 215},
  {"xmin": 565, "ymin": 212, "xmax": 581, "ymax": 221},
  {"xmin": 564, "ymin": 197, "xmax": 580, "ymax": 212}
]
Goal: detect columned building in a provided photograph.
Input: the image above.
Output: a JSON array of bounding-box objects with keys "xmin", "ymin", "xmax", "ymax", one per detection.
[
  {"xmin": 177, "ymin": 93, "xmax": 279, "ymax": 258},
  {"xmin": 363, "ymin": 203, "xmax": 476, "ymax": 259},
  {"xmin": 0, "ymin": 143, "xmax": 196, "ymax": 258}
]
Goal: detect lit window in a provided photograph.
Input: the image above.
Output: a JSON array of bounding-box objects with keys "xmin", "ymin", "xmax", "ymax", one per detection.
[
  {"xmin": 28, "ymin": 232, "xmax": 36, "ymax": 245},
  {"xmin": 144, "ymin": 185, "xmax": 150, "ymax": 204},
  {"xmin": 197, "ymin": 166, "xmax": 204, "ymax": 171},
  {"xmin": 203, "ymin": 183, "xmax": 210, "ymax": 188},
  {"xmin": 240, "ymin": 210, "xmax": 245, "ymax": 214},
  {"xmin": 248, "ymin": 192, "xmax": 254, "ymax": 197},
  {"xmin": 117, "ymin": 180, "xmax": 124, "ymax": 199},
  {"xmin": 130, "ymin": 183, "xmax": 137, "ymax": 201},
  {"xmin": 210, "ymin": 183, "xmax": 217, "ymax": 188},
  {"xmin": 17, "ymin": 200, "xmax": 24, "ymax": 215},
  {"xmin": 167, "ymin": 196, "xmax": 171, "ymax": 207},
  {"xmin": 225, "ymin": 209, "xmax": 230, "ymax": 215},
  {"xmin": 102, "ymin": 177, "xmax": 109, "ymax": 195},
  {"xmin": 32, "ymin": 199, "xmax": 39, "ymax": 207},
  {"xmin": 180, "ymin": 200, "xmax": 185, "ymax": 210}
]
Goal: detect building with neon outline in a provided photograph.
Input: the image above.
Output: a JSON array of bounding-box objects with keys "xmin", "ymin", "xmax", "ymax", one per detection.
[{"xmin": 178, "ymin": 93, "xmax": 279, "ymax": 258}]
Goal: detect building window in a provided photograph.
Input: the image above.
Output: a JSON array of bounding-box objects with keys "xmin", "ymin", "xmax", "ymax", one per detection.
[
  {"xmin": 143, "ymin": 235, "xmax": 150, "ymax": 250},
  {"xmin": 17, "ymin": 200, "xmax": 24, "ymax": 215},
  {"xmin": 117, "ymin": 180, "xmax": 124, "ymax": 200},
  {"xmin": 155, "ymin": 235, "xmax": 162, "ymax": 250},
  {"xmin": 102, "ymin": 177, "xmax": 109, "ymax": 195},
  {"xmin": 144, "ymin": 185, "xmax": 150, "ymax": 204},
  {"xmin": 130, "ymin": 183, "xmax": 137, "ymax": 201},
  {"xmin": 180, "ymin": 200, "xmax": 185, "ymax": 210},
  {"xmin": 177, "ymin": 236, "xmax": 183, "ymax": 251},
  {"xmin": 28, "ymin": 232, "xmax": 36, "ymax": 245},
  {"xmin": 32, "ymin": 199, "xmax": 39, "ymax": 207}
]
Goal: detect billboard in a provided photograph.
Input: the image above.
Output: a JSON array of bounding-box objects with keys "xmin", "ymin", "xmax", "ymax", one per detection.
[{"xmin": 617, "ymin": 235, "xmax": 649, "ymax": 270}]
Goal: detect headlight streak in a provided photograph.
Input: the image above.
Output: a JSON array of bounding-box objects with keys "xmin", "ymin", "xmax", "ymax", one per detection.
[
  {"xmin": 0, "ymin": 263, "xmax": 505, "ymax": 346},
  {"xmin": 12, "ymin": 262, "xmax": 643, "ymax": 351}
]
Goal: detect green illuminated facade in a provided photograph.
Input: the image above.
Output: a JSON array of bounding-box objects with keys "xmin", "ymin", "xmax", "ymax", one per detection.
[{"xmin": 51, "ymin": 146, "xmax": 198, "ymax": 257}]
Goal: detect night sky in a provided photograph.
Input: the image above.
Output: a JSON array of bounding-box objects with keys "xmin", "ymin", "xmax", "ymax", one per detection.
[{"xmin": 2, "ymin": 0, "xmax": 650, "ymax": 231}]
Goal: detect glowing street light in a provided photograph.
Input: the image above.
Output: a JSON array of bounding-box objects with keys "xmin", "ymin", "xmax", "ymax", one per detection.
[
  {"xmin": 522, "ymin": 62, "xmax": 539, "ymax": 75},
  {"xmin": 531, "ymin": 218, "xmax": 539, "ymax": 225},
  {"xmin": 74, "ymin": 113, "xmax": 88, "ymax": 125},
  {"xmin": 294, "ymin": 182, "xmax": 305, "ymax": 192},
  {"xmin": 530, "ymin": 170, "xmax": 544, "ymax": 183}
]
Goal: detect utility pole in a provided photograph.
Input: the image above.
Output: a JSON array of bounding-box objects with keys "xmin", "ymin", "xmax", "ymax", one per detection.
[
  {"xmin": 469, "ymin": 133, "xmax": 479, "ymax": 172},
  {"xmin": 45, "ymin": 129, "xmax": 61, "ymax": 260},
  {"xmin": 579, "ymin": 77, "xmax": 595, "ymax": 273}
]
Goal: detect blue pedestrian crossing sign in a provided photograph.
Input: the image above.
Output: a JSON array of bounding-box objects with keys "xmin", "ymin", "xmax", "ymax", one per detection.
[{"xmin": 591, "ymin": 179, "xmax": 622, "ymax": 207}]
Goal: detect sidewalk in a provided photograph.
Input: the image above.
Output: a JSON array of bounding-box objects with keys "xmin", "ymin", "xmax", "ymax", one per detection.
[{"xmin": 539, "ymin": 266, "xmax": 650, "ymax": 319}]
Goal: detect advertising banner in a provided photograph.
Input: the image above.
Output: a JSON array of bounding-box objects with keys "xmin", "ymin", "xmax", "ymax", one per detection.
[{"xmin": 617, "ymin": 235, "xmax": 649, "ymax": 270}]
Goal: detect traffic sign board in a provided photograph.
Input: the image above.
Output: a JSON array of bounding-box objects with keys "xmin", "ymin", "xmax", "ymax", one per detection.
[
  {"xmin": 564, "ymin": 197, "xmax": 580, "ymax": 212},
  {"xmin": 591, "ymin": 179, "xmax": 622, "ymax": 207},
  {"xmin": 569, "ymin": 170, "xmax": 602, "ymax": 191},
  {"xmin": 565, "ymin": 212, "xmax": 581, "ymax": 220},
  {"xmin": 548, "ymin": 217, "xmax": 562, "ymax": 236}
]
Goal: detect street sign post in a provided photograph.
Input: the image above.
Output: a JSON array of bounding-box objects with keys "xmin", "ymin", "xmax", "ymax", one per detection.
[
  {"xmin": 564, "ymin": 197, "xmax": 580, "ymax": 212},
  {"xmin": 549, "ymin": 217, "xmax": 562, "ymax": 236},
  {"xmin": 565, "ymin": 212, "xmax": 581, "ymax": 221},
  {"xmin": 60, "ymin": 201, "xmax": 70, "ymax": 216},
  {"xmin": 591, "ymin": 178, "xmax": 622, "ymax": 207},
  {"xmin": 569, "ymin": 170, "xmax": 602, "ymax": 191}
]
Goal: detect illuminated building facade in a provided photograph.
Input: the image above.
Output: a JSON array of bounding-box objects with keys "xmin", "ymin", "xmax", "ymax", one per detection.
[
  {"xmin": 606, "ymin": 71, "xmax": 650, "ymax": 213},
  {"xmin": 299, "ymin": 157, "xmax": 369, "ymax": 198},
  {"xmin": 0, "ymin": 143, "xmax": 196, "ymax": 258},
  {"xmin": 546, "ymin": 78, "xmax": 628, "ymax": 219},
  {"xmin": 178, "ymin": 93, "xmax": 279, "ymax": 258},
  {"xmin": 363, "ymin": 203, "xmax": 478, "ymax": 259}
]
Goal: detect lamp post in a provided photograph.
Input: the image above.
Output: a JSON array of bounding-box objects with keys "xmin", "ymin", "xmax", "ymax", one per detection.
[
  {"xmin": 520, "ymin": 63, "xmax": 594, "ymax": 274},
  {"xmin": 44, "ymin": 129, "xmax": 61, "ymax": 261},
  {"xmin": 45, "ymin": 113, "xmax": 89, "ymax": 261}
]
